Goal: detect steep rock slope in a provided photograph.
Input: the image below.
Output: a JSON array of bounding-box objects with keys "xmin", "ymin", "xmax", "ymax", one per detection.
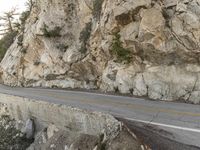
[{"xmin": 1, "ymin": 0, "xmax": 200, "ymax": 104}]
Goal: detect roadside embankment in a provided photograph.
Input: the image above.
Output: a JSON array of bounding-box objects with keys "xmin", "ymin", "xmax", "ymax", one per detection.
[{"xmin": 0, "ymin": 93, "xmax": 146, "ymax": 150}]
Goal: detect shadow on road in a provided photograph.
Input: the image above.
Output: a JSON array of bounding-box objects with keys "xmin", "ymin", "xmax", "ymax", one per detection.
[{"xmin": 118, "ymin": 118, "xmax": 200, "ymax": 150}]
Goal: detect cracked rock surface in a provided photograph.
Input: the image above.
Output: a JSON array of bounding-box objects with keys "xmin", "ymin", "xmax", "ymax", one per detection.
[
  {"xmin": 1, "ymin": 0, "xmax": 200, "ymax": 103},
  {"xmin": 27, "ymin": 125, "xmax": 142, "ymax": 150}
]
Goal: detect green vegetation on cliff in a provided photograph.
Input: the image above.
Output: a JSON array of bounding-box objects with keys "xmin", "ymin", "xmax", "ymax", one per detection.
[
  {"xmin": 0, "ymin": 31, "xmax": 17, "ymax": 61},
  {"xmin": 111, "ymin": 32, "xmax": 132, "ymax": 63},
  {"xmin": 0, "ymin": 0, "xmax": 33, "ymax": 62},
  {"xmin": 79, "ymin": 21, "xmax": 92, "ymax": 53}
]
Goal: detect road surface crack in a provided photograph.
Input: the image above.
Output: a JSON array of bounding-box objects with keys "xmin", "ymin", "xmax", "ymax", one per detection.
[{"xmin": 146, "ymin": 111, "xmax": 160, "ymax": 127}]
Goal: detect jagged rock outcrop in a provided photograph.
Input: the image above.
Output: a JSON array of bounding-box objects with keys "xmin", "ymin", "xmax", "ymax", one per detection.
[{"xmin": 1, "ymin": 0, "xmax": 200, "ymax": 103}]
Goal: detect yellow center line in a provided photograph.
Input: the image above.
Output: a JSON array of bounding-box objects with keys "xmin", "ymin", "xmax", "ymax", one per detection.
[{"xmin": 34, "ymin": 91, "xmax": 200, "ymax": 117}]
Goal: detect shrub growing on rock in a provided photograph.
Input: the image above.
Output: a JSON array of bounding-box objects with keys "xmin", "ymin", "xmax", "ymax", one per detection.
[
  {"xmin": 41, "ymin": 23, "xmax": 62, "ymax": 38},
  {"xmin": 111, "ymin": 32, "xmax": 132, "ymax": 63},
  {"xmin": 20, "ymin": 11, "xmax": 30, "ymax": 26},
  {"xmin": 0, "ymin": 31, "xmax": 18, "ymax": 61},
  {"xmin": 79, "ymin": 21, "xmax": 92, "ymax": 53}
]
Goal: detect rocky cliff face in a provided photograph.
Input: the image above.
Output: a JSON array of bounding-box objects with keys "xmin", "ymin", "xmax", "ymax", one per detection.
[{"xmin": 1, "ymin": 0, "xmax": 200, "ymax": 103}]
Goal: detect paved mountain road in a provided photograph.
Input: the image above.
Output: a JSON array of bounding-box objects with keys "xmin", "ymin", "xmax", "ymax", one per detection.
[{"xmin": 0, "ymin": 84, "xmax": 200, "ymax": 148}]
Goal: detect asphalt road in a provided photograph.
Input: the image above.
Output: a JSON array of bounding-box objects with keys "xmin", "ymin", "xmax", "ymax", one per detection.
[{"xmin": 0, "ymin": 84, "xmax": 200, "ymax": 148}]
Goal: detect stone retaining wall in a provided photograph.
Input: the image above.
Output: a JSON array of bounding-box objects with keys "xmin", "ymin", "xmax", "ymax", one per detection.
[{"xmin": 0, "ymin": 93, "xmax": 121, "ymax": 139}]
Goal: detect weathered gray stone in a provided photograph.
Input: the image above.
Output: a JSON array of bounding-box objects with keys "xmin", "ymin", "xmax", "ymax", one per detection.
[
  {"xmin": 1, "ymin": 0, "xmax": 200, "ymax": 103},
  {"xmin": 24, "ymin": 119, "xmax": 35, "ymax": 139},
  {"xmin": 47, "ymin": 124, "xmax": 59, "ymax": 139}
]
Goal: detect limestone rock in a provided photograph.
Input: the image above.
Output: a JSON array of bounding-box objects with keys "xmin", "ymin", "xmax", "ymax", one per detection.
[
  {"xmin": 47, "ymin": 124, "xmax": 59, "ymax": 139},
  {"xmin": 1, "ymin": 0, "xmax": 200, "ymax": 103},
  {"xmin": 24, "ymin": 119, "xmax": 35, "ymax": 139}
]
